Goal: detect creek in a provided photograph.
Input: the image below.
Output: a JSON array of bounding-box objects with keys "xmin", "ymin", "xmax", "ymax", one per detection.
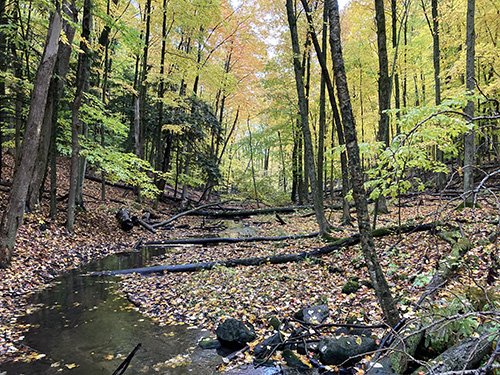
[{"xmin": 0, "ymin": 237, "xmax": 278, "ymax": 374}]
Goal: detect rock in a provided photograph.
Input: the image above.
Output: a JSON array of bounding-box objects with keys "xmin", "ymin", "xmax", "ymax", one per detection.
[
  {"xmin": 282, "ymin": 349, "xmax": 310, "ymax": 370},
  {"xmin": 295, "ymin": 304, "xmax": 330, "ymax": 325},
  {"xmin": 216, "ymin": 318, "xmax": 256, "ymax": 349},
  {"xmin": 254, "ymin": 333, "xmax": 283, "ymax": 359},
  {"xmin": 366, "ymin": 357, "xmax": 396, "ymax": 375},
  {"xmin": 297, "ymin": 341, "xmax": 319, "ymax": 355},
  {"xmin": 198, "ymin": 337, "xmax": 221, "ymax": 350},
  {"xmin": 319, "ymin": 335, "xmax": 377, "ymax": 365},
  {"xmin": 268, "ymin": 315, "xmax": 281, "ymax": 330},
  {"xmin": 341, "ymin": 280, "xmax": 360, "ymax": 294}
]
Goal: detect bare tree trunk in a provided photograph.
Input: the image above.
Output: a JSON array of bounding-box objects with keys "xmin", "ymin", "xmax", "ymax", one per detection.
[
  {"xmin": 374, "ymin": 0, "xmax": 391, "ymax": 216},
  {"xmin": 391, "ymin": 0, "xmax": 401, "ymax": 125},
  {"xmin": 0, "ymin": 0, "xmax": 6, "ymax": 181},
  {"xmin": 300, "ymin": 0, "xmax": 350, "ymax": 224},
  {"xmin": 247, "ymin": 117, "xmax": 259, "ymax": 206},
  {"xmin": 327, "ymin": 0, "xmax": 400, "ymax": 326},
  {"xmin": 0, "ymin": 12, "xmax": 62, "ymax": 267},
  {"xmin": 286, "ymin": 0, "xmax": 329, "ymax": 234},
  {"xmin": 428, "ymin": 0, "xmax": 445, "ymax": 188},
  {"xmin": 67, "ymin": 0, "xmax": 91, "ymax": 232},
  {"xmin": 278, "ymin": 131, "xmax": 287, "ymax": 193},
  {"xmin": 463, "ymin": 0, "xmax": 475, "ymax": 204},
  {"xmin": 136, "ymin": 0, "xmax": 151, "ymax": 160},
  {"xmin": 27, "ymin": 2, "xmax": 77, "ymax": 210},
  {"xmin": 317, "ymin": 2, "xmax": 327, "ymax": 201}
]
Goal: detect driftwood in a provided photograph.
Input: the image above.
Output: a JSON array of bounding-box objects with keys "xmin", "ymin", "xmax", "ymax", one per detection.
[
  {"xmin": 91, "ymin": 222, "xmax": 437, "ymax": 277},
  {"xmin": 143, "ymin": 232, "xmax": 319, "ymax": 247}
]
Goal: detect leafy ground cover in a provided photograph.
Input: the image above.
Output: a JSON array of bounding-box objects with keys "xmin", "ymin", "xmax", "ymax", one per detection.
[
  {"xmin": 0, "ymin": 157, "xmax": 497, "ymax": 370},
  {"xmin": 117, "ymin": 198, "xmax": 498, "ymax": 371}
]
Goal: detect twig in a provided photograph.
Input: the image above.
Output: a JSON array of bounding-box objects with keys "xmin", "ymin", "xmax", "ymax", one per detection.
[{"xmin": 112, "ymin": 343, "xmax": 141, "ymax": 375}]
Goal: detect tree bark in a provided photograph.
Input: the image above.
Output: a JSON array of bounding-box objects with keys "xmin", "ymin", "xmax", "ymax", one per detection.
[
  {"xmin": 27, "ymin": 2, "xmax": 77, "ymax": 210},
  {"xmin": 300, "ymin": 0, "xmax": 351, "ymax": 225},
  {"xmin": 0, "ymin": 12, "xmax": 63, "ymax": 267},
  {"xmin": 67, "ymin": 0, "xmax": 91, "ymax": 232},
  {"xmin": 92, "ymin": 223, "xmax": 436, "ymax": 277},
  {"xmin": 247, "ymin": 116, "xmax": 259, "ymax": 206},
  {"xmin": 391, "ymin": 0, "xmax": 401, "ymax": 124},
  {"xmin": 135, "ymin": 0, "xmax": 151, "ymax": 160},
  {"xmin": 144, "ymin": 232, "xmax": 319, "ymax": 247},
  {"xmin": 0, "ymin": 0, "xmax": 6, "ymax": 181},
  {"xmin": 327, "ymin": 0, "xmax": 400, "ymax": 327},
  {"xmin": 188, "ymin": 205, "xmax": 341, "ymax": 218},
  {"xmin": 317, "ymin": 2, "xmax": 328, "ymax": 203},
  {"xmin": 286, "ymin": 0, "xmax": 329, "ymax": 235},
  {"xmin": 463, "ymin": 0, "xmax": 476, "ymax": 203},
  {"xmin": 412, "ymin": 333, "xmax": 493, "ymax": 375},
  {"xmin": 374, "ymin": 0, "xmax": 391, "ymax": 216}
]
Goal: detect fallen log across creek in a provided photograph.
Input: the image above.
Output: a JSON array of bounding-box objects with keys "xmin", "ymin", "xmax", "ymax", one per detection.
[
  {"xmin": 142, "ymin": 232, "xmax": 319, "ymax": 247},
  {"xmin": 90, "ymin": 222, "xmax": 437, "ymax": 277},
  {"xmin": 186, "ymin": 204, "xmax": 343, "ymax": 218}
]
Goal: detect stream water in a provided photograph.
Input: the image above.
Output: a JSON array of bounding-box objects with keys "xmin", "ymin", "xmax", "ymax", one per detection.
[{"xmin": 0, "ymin": 245, "xmax": 278, "ymax": 374}]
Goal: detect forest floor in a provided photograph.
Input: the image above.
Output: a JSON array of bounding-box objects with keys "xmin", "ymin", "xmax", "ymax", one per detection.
[
  {"xmin": 0, "ymin": 156, "xmax": 498, "ymax": 370},
  {"xmin": 0, "ymin": 157, "xmax": 161, "ymax": 364},
  {"xmin": 117, "ymin": 198, "xmax": 498, "ymax": 371}
]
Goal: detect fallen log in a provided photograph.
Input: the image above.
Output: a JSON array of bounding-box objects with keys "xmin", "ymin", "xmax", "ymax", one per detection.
[
  {"xmin": 85, "ymin": 174, "xmax": 135, "ymax": 191},
  {"xmin": 412, "ymin": 333, "xmax": 494, "ymax": 375},
  {"xmin": 143, "ymin": 232, "xmax": 319, "ymax": 247},
  {"xmin": 132, "ymin": 217, "xmax": 156, "ymax": 234},
  {"xmin": 415, "ymin": 231, "xmax": 472, "ymax": 305},
  {"xmin": 152, "ymin": 200, "xmax": 231, "ymax": 229},
  {"xmin": 187, "ymin": 204, "xmax": 342, "ymax": 218},
  {"xmin": 91, "ymin": 222, "xmax": 437, "ymax": 276},
  {"xmin": 383, "ymin": 230, "xmax": 475, "ymax": 373},
  {"xmin": 116, "ymin": 208, "xmax": 134, "ymax": 231}
]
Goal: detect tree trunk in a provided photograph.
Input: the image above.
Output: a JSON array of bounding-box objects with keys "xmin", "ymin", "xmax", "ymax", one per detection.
[
  {"xmin": 463, "ymin": 0, "xmax": 475, "ymax": 203},
  {"xmin": 67, "ymin": 0, "xmax": 91, "ymax": 232},
  {"xmin": 27, "ymin": 3, "xmax": 77, "ymax": 210},
  {"xmin": 375, "ymin": 0, "xmax": 391, "ymax": 147},
  {"xmin": 317, "ymin": 2, "xmax": 327, "ymax": 201},
  {"xmin": 92, "ymin": 223, "xmax": 436, "ymax": 277},
  {"xmin": 278, "ymin": 131, "xmax": 287, "ymax": 193},
  {"xmin": 0, "ymin": 12, "xmax": 63, "ymax": 267},
  {"xmin": 136, "ymin": 0, "xmax": 151, "ymax": 160},
  {"xmin": 391, "ymin": 0, "xmax": 401, "ymax": 125},
  {"xmin": 0, "ymin": 0, "xmax": 6, "ymax": 181},
  {"xmin": 286, "ymin": 0, "xmax": 329, "ymax": 235},
  {"xmin": 247, "ymin": 116, "xmax": 259, "ymax": 206},
  {"xmin": 374, "ymin": 0, "xmax": 391, "ymax": 217},
  {"xmin": 327, "ymin": 0, "xmax": 400, "ymax": 327},
  {"xmin": 412, "ymin": 333, "xmax": 493, "ymax": 375},
  {"xmin": 429, "ymin": 0, "xmax": 445, "ymax": 188},
  {"xmin": 300, "ymin": 0, "xmax": 350, "ymax": 225}
]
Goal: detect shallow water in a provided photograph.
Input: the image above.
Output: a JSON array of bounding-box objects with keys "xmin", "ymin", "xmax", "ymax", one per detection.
[{"xmin": 0, "ymin": 248, "xmax": 227, "ymax": 374}]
